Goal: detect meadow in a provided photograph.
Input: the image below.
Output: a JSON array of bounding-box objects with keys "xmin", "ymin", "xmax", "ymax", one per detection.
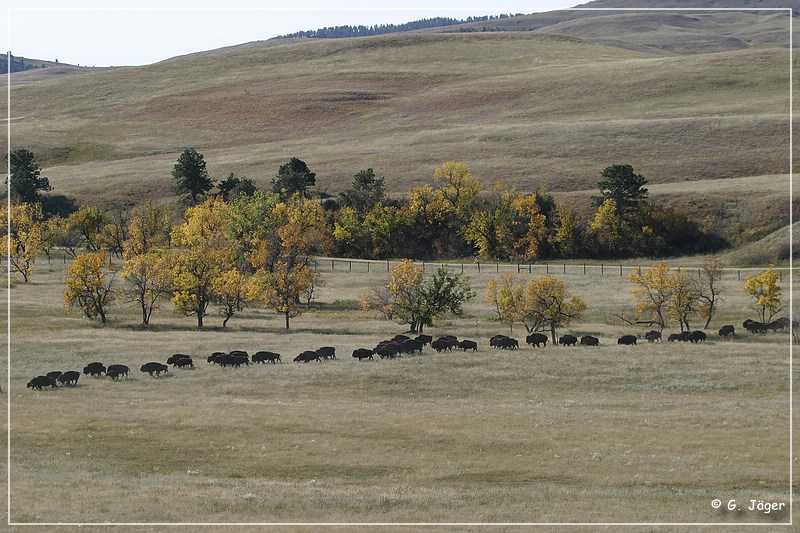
[{"xmin": 2, "ymin": 256, "xmax": 795, "ymax": 529}]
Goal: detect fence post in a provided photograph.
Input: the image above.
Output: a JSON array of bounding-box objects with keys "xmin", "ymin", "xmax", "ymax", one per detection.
[
  {"xmin": 331, "ymin": 259, "xmax": 335, "ymax": 271},
  {"xmin": 387, "ymin": 260, "xmax": 390, "ymax": 272},
  {"xmin": 349, "ymin": 261, "xmax": 352, "ymax": 272},
  {"xmin": 563, "ymin": 264, "xmax": 566, "ymax": 274},
  {"xmin": 583, "ymin": 263, "xmax": 586, "ymax": 275},
  {"xmin": 737, "ymin": 270, "xmax": 740, "ymax": 281},
  {"xmin": 601, "ymin": 264, "xmax": 604, "ymax": 275},
  {"xmin": 367, "ymin": 261, "xmax": 370, "ymax": 273},
  {"xmin": 546, "ymin": 264, "xmax": 549, "ymax": 274},
  {"xmin": 477, "ymin": 262, "xmax": 481, "ymax": 273},
  {"xmin": 620, "ymin": 265, "xmax": 623, "ymax": 276}
]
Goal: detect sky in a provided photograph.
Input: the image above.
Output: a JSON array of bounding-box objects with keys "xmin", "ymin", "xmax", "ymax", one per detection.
[{"xmin": 5, "ymin": 1, "xmax": 580, "ymax": 67}]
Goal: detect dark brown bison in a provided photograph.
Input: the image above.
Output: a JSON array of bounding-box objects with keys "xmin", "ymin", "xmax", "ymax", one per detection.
[
  {"xmin": 140, "ymin": 362, "xmax": 169, "ymax": 376},
  {"xmin": 106, "ymin": 364, "xmax": 129, "ymax": 377},
  {"xmin": 644, "ymin": 331, "xmax": 661, "ymax": 343},
  {"xmin": 580, "ymin": 335, "xmax": 599, "ymax": 346},
  {"xmin": 458, "ymin": 340, "xmax": 478, "ymax": 352},
  {"xmin": 57, "ymin": 371, "xmax": 80, "ymax": 386},
  {"xmin": 718, "ymin": 325, "xmax": 735, "ymax": 337},
  {"xmin": 27, "ymin": 375, "xmax": 57, "ymax": 390},
  {"xmin": 352, "ymin": 348, "xmax": 374, "ymax": 361},
  {"xmin": 526, "ymin": 333, "xmax": 548, "ymax": 347},
  {"xmin": 294, "ymin": 351, "xmax": 321, "ymax": 363},
  {"xmin": 689, "ymin": 330, "xmax": 706, "ymax": 343},
  {"xmin": 558, "ymin": 334, "xmax": 578, "ymax": 347},
  {"xmin": 83, "ymin": 362, "xmax": 106, "ymax": 377},
  {"xmin": 252, "ymin": 351, "xmax": 281, "ymax": 363},
  {"xmin": 316, "ymin": 347, "xmax": 337, "ymax": 360},
  {"xmin": 617, "ymin": 335, "xmax": 637, "ymax": 345}
]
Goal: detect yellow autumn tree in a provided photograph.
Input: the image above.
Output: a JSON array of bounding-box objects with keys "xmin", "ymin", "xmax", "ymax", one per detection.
[
  {"xmin": 486, "ymin": 271, "xmax": 527, "ymax": 333},
  {"xmin": 627, "ymin": 262, "xmax": 672, "ymax": 330},
  {"xmin": 169, "ymin": 198, "xmax": 237, "ymax": 328},
  {"xmin": 1, "ymin": 202, "xmax": 43, "ymax": 282},
  {"xmin": 433, "ymin": 161, "xmax": 481, "ymax": 220},
  {"xmin": 522, "ymin": 275, "xmax": 587, "ymax": 344},
  {"xmin": 589, "ymin": 198, "xmax": 624, "ymax": 257},
  {"xmin": 510, "ymin": 193, "xmax": 547, "ymax": 261},
  {"xmin": 247, "ymin": 262, "xmax": 317, "ymax": 329},
  {"xmin": 64, "ymin": 250, "xmax": 117, "ymax": 324},
  {"xmin": 121, "ymin": 251, "xmax": 172, "ymax": 326},
  {"xmin": 745, "ymin": 267, "xmax": 782, "ymax": 323},
  {"xmin": 665, "ymin": 268, "xmax": 701, "ymax": 331}
]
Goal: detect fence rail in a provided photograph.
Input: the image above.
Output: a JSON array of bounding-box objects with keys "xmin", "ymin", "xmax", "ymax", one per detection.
[{"xmin": 311, "ymin": 257, "xmax": 794, "ymax": 282}]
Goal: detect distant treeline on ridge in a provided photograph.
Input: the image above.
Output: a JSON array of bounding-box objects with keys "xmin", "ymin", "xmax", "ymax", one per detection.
[{"xmin": 276, "ymin": 14, "xmax": 525, "ymax": 39}]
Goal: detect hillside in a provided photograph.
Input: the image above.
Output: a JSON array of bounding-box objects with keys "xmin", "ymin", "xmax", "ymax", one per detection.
[{"xmin": 1, "ymin": 7, "xmax": 794, "ymax": 259}]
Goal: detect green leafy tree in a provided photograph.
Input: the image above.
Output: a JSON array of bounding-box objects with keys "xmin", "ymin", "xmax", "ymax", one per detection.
[
  {"xmin": 272, "ymin": 157, "xmax": 316, "ymax": 200},
  {"xmin": 339, "ymin": 168, "xmax": 385, "ymax": 214},
  {"xmin": 380, "ymin": 260, "xmax": 474, "ymax": 334},
  {"xmin": 216, "ymin": 173, "xmax": 256, "ymax": 202},
  {"xmin": 172, "ymin": 148, "xmax": 213, "ymax": 203},
  {"xmin": 593, "ymin": 164, "xmax": 648, "ymax": 218},
  {"xmin": 7, "ymin": 149, "xmax": 51, "ymax": 204}
]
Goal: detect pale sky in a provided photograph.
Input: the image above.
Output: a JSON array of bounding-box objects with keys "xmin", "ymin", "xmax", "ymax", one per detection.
[{"xmin": 5, "ymin": 1, "xmax": 579, "ymax": 67}]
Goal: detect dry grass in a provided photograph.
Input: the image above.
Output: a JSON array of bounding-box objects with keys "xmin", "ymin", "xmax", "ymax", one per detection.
[
  {"xmin": 1, "ymin": 31, "xmax": 791, "ymax": 210},
  {"xmin": 2, "ymin": 257, "xmax": 795, "ymax": 527}
]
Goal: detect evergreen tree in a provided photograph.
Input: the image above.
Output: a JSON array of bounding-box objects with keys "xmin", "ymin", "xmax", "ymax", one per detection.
[
  {"xmin": 593, "ymin": 164, "xmax": 648, "ymax": 218},
  {"xmin": 172, "ymin": 148, "xmax": 213, "ymax": 203},
  {"xmin": 272, "ymin": 157, "xmax": 316, "ymax": 200},
  {"xmin": 7, "ymin": 149, "xmax": 51, "ymax": 204}
]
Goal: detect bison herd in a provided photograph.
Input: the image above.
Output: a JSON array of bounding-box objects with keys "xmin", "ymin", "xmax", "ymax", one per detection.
[{"xmin": 25, "ymin": 317, "xmax": 793, "ymax": 391}]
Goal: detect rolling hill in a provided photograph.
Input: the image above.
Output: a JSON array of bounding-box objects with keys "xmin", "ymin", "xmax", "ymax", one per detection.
[{"xmin": 1, "ymin": 3, "xmax": 795, "ymax": 258}]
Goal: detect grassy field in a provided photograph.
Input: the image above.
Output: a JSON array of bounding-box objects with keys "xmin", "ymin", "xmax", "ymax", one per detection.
[{"xmin": 2, "ymin": 256, "xmax": 795, "ymax": 529}]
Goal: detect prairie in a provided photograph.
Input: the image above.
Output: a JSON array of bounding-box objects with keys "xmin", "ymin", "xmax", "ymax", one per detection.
[{"xmin": 3, "ymin": 256, "xmax": 795, "ymax": 528}]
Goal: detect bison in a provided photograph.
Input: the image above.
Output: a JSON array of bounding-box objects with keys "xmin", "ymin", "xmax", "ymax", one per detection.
[
  {"xmin": 718, "ymin": 325, "xmax": 735, "ymax": 337},
  {"xmin": 415, "ymin": 334, "xmax": 433, "ymax": 346},
  {"xmin": 316, "ymin": 346, "xmax": 337, "ymax": 360},
  {"xmin": 57, "ymin": 371, "xmax": 80, "ymax": 386},
  {"xmin": 352, "ymin": 348, "xmax": 374, "ymax": 361},
  {"xmin": 294, "ymin": 351, "xmax": 321, "ymax": 363},
  {"xmin": 173, "ymin": 357, "xmax": 194, "ymax": 369},
  {"xmin": 252, "ymin": 351, "xmax": 281, "ymax": 363},
  {"xmin": 83, "ymin": 362, "xmax": 106, "ymax": 377},
  {"xmin": 167, "ymin": 354, "xmax": 192, "ymax": 365},
  {"xmin": 491, "ymin": 335, "xmax": 519, "ymax": 349},
  {"xmin": 140, "ymin": 362, "xmax": 169, "ymax": 376},
  {"xmin": 431, "ymin": 339, "xmax": 452, "ymax": 353},
  {"xmin": 689, "ymin": 330, "xmax": 707, "ymax": 343},
  {"xmin": 617, "ymin": 335, "xmax": 637, "ymax": 346},
  {"xmin": 558, "ymin": 334, "xmax": 578, "ymax": 347},
  {"xmin": 27, "ymin": 375, "xmax": 57, "ymax": 390},
  {"xmin": 580, "ymin": 335, "xmax": 599, "ymax": 346},
  {"xmin": 667, "ymin": 333, "xmax": 680, "ymax": 342},
  {"xmin": 525, "ymin": 333, "xmax": 548, "ymax": 348},
  {"xmin": 106, "ymin": 364, "xmax": 129, "ymax": 378},
  {"xmin": 458, "ymin": 340, "xmax": 478, "ymax": 352},
  {"xmin": 644, "ymin": 331, "xmax": 661, "ymax": 343}
]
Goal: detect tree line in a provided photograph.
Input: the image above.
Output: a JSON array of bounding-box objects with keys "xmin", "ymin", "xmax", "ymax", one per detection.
[
  {"xmin": 276, "ymin": 14, "xmax": 524, "ymax": 40},
  {"xmin": 6, "ymin": 147, "xmax": 771, "ymax": 332}
]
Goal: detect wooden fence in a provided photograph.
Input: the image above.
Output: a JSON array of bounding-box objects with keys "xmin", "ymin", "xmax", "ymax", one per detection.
[{"xmin": 311, "ymin": 257, "xmax": 792, "ymax": 282}]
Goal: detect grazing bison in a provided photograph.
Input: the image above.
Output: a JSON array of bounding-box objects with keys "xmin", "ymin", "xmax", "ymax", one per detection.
[
  {"xmin": 644, "ymin": 331, "xmax": 661, "ymax": 343},
  {"xmin": 83, "ymin": 362, "xmax": 106, "ymax": 377},
  {"xmin": 558, "ymin": 334, "xmax": 578, "ymax": 347},
  {"xmin": 57, "ymin": 371, "xmax": 80, "ymax": 386},
  {"xmin": 106, "ymin": 364, "xmax": 129, "ymax": 378},
  {"xmin": 229, "ymin": 355, "xmax": 249, "ymax": 368},
  {"xmin": 768, "ymin": 317, "xmax": 790, "ymax": 332},
  {"xmin": 140, "ymin": 362, "xmax": 169, "ymax": 376},
  {"xmin": 316, "ymin": 346, "xmax": 337, "ymax": 360},
  {"xmin": 580, "ymin": 335, "xmax": 599, "ymax": 346},
  {"xmin": 27, "ymin": 375, "xmax": 57, "ymax": 390},
  {"xmin": 352, "ymin": 348, "xmax": 374, "ymax": 361},
  {"xmin": 689, "ymin": 330, "xmax": 707, "ymax": 343},
  {"xmin": 490, "ymin": 335, "xmax": 519, "ymax": 349},
  {"xmin": 46, "ymin": 371, "xmax": 63, "ymax": 381},
  {"xmin": 106, "ymin": 369, "xmax": 123, "ymax": 380},
  {"xmin": 458, "ymin": 340, "xmax": 478, "ymax": 352},
  {"xmin": 718, "ymin": 325, "xmax": 735, "ymax": 337},
  {"xmin": 392, "ymin": 334, "xmax": 410, "ymax": 343},
  {"xmin": 294, "ymin": 351, "xmax": 321, "ymax": 363},
  {"xmin": 525, "ymin": 333, "xmax": 548, "ymax": 348},
  {"xmin": 667, "ymin": 333, "xmax": 680, "ymax": 342},
  {"xmin": 617, "ymin": 335, "xmax": 637, "ymax": 346},
  {"xmin": 252, "ymin": 351, "xmax": 281, "ymax": 363}
]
